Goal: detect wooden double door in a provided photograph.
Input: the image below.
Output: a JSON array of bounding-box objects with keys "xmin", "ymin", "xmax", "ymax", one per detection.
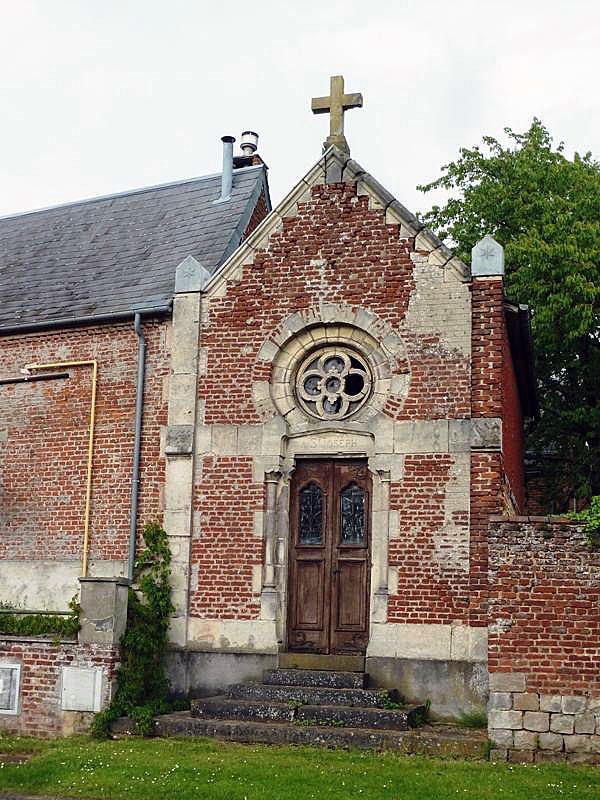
[{"xmin": 287, "ymin": 459, "xmax": 371, "ymax": 655}]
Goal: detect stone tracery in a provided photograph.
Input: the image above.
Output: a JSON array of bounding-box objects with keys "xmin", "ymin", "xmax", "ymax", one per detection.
[{"xmin": 296, "ymin": 346, "xmax": 372, "ymax": 420}]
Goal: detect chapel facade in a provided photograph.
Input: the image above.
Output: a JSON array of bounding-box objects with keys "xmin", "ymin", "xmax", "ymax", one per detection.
[{"xmin": 1, "ymin": 78, "xmax": 548, "ymax": 727}]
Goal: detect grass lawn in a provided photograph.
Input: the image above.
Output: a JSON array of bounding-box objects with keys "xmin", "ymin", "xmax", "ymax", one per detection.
[{"xmin": 1, "ymin": 734, "xmax": 600, "ymax": 800}]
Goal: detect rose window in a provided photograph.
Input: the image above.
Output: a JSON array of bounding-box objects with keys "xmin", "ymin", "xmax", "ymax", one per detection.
[{"xmin": 296, "ymin": 347, "xmax": 372, "ymax": 420}]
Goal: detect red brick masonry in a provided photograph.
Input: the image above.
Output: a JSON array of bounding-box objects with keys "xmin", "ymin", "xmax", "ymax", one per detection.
[{"xmin": 488, "ymin": 517, "xmax": 600, "ymax": 695}]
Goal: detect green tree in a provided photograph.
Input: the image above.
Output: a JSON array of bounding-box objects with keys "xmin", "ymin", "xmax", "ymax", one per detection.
[{"xmin": 418, "ymin": 119, "xmax": 600, "ymax": 507}]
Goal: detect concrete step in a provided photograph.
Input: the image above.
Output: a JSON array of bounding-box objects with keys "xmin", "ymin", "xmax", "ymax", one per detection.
[
  {"xmin": 227, "ymin": 682, "xmax": 400, "ymax": 708},
  {"xmin": 111, "ymin": 712, "xmax": 487, "ymax": 756},
  {"xmin": 296, "ymin": 703, "xmax": 421, "ymax": 731},
  {"xmin": 263, "ymin": 668, "xmax": 367, "ymax": 689},
  {"xmin": 278, "ymin": 653, "xmax": 365, "ymax": 672}
]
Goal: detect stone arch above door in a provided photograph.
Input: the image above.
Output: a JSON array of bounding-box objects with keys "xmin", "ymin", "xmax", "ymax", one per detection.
[{"xmin": 251, "ymin": 304, "xmax": 411, "ymax": 429}]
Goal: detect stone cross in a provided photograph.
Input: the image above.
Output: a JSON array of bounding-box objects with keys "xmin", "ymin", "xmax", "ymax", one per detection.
[{"xmin": 311, "ymin": 75, "xmax": 363, "ymax": 155}]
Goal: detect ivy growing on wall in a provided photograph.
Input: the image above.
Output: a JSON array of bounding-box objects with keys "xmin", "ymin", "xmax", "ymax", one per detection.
[{"xmin": 91, "ymin": 521, "xmax": 176, "ymax": 737}]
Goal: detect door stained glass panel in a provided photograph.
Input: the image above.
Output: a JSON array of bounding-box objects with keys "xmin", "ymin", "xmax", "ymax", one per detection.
[
  {"xmin": 299, "ymin": 483, "xmax": 323, "ymax": 545},
  {"xmin": 340, "ymin": 483, "xmax": 365, "ymax": 545}
]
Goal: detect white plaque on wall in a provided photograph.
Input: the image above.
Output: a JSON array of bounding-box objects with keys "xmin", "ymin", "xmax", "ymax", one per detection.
[
  {"xmin": 0, "ymin": 663, "xmax": 21, "ymax": 715},
  {"xmin": 61, "ymin": 666, "xmax": 103, "ymax": 712}
]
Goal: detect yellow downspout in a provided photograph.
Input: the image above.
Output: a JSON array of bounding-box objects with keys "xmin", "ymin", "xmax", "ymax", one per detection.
[{"xmin": 23, "ymin": 360, "xmax": 98, "ymax": 577}]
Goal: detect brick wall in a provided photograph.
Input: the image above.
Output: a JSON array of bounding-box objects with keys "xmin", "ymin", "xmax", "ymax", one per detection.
[
  {"xmin": 388, "ymin": 454, "xmax": 470, "ymax": 624},
  {"xmin": 488, "ymin": 517, "xmax": 600, "ymax": 762},
  {"xmin": 0, "ymin": 637, "xmax": 118, "ymax": 736},
  {"xmin": 190, "ymin": 456, "xmax": 263, "ymax": 618},
  {"xmin": 0, "ymin": 320, "xmax": 168, "ymax": 581},
  {"xmin": 192, "ymin": 180, "xmax": 474, "ymax": 621}
]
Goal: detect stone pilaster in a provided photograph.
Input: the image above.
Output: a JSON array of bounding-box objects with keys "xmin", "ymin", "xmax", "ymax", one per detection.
[{"xmin": 163, "ymin": 256, "xmax": 209, "ymax": 646}]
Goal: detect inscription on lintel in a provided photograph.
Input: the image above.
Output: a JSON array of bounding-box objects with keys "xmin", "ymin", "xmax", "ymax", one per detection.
[{"xmin": 287, "ymin": 433, "xmax": 372, "ymax": 456}]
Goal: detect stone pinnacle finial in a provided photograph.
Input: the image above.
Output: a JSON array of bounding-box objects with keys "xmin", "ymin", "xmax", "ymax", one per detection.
[
  {"xmin": 471, "ymin": 234, "xmax": 505, "ymax": 277},
  {"xmin": 311, "ymin": 75, "xmax": 363, "ymax": 155}
]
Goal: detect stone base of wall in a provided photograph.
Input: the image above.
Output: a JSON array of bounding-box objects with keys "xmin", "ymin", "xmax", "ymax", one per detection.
[
  {"xmin": 165, "ymin": 649, "xmax": 278, "ymax": 696},
  {"xmin": 0, "ymin": 636, "xmax": 119, "ymax": 736},
  {"xmin": 489, "ymin": 673, "xmax": 600, "ymax": 764},
  {"xmin": 367, "ymin": 656, "xmax": 488, "ymax": 718}
]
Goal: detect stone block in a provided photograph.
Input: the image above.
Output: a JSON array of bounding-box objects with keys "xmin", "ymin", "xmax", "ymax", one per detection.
[
  {"xmin": 170, "ymin": 295, "xmax": 200, "ymax": 374},
  {"xmin": 470, "ymin": 418, "xmax": 502, "ymax": 450},
  {"xmin": 195, "ymin": 424, "xmax": 212, "ymax": 455},
  {"xmin": 564, "ymin": 734, "xmax": 592, "ymax": 753},
  {"xmin": 257, "ymin": 339, "xmax": 279, "ymax": 362},
  {"xmin": 394, "ymin": 420, "xmax": 448, "ymax": 454},
  {"xmin": 590, "ymin": 735, "xmax": 600, "ymax": 753},
  {"xmin": 212, "ymin": 424, "xmax": 238, "ymax": 454},
  {"xmin": 167, "ymin": 373, "xmax": 198, "ymax": 424},
  {"xmin": 237, "ymin": 425, "xmax": 263, "ymax": 455},
  {"xmin": 164, "ymin": 458, "xmax": 193, "ymax": 511},
  {"xmin": 523, "ymin": 711, "xmax": 549, "ymax": 732},
  {"xmin": 550, "ymin": 714, "xmax": 575, "ymax": 734},
  {"xmin": 513, "ymin": 730, "xmax": 538, "ymax": 750},
  {"xmin": 489, "ymin": 748, "xmax": 508, "ymax": 762},
  {"xmin": 508, "ymin": 749, "xmax": 534, "ymax": 763},
  {"xmin": 566, "ymin": 752, "xmax": 600, "ymax": 765},
  {"xmin": 488, "ymin": 710, "xmax": 523, "ymax": 730},
  {"xmin": 489, "ymin": 673, "xmax": 527, "ymax": 693},
  {"xmin": 448, "ymin": 420, "xmax": 470, "ymax": 453},
  {"xmin": 540, "ymin": 694, "xmax": 562, "ymax": 713},
  {"xmin": 514, "ymin": 693, "xmax": 539, "ymax": 711},
  {"xmin": 79, "ymin": 576, "xmax": 129, "ymax": 645},
  {"xmin": 538, "ymin": 732, "xmax": 563, "ymax": 751},
  {"xmin": 471, "ymin": 235, "xmax": 504, "ymax": 277},
  {"xmin": 574, "ymin": 713, "xmax": 596, "ymax": 734},
  {"xmin": 535, "ymin": 751, "xmax": 566, "ymax": 763},
  {"xmin": 489, "ymin": 692, "xmax": 512, "ymax": 711},
  {"xmin": 489, "ymin": 728, "xmax": 513, "ymax": 747},
  {"xmin": 174, "ymin": 255, "xmax": 210, "ymax": 293},
  {"xmin": 165, "ymin": 424, "xmax": 194, "ymax": 455},
  {"xmin": 562, "ymin": 695, "xmax": 587, "ymax": 714}
]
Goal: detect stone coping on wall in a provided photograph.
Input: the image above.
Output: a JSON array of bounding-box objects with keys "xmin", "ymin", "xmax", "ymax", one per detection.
[
  {"xmin": 488, "ymin": 673, "xmax": 600, "ymax": 764},
  {"xmin": 0, "ymin": 634, "xmax": 78, "ymax": 644}
]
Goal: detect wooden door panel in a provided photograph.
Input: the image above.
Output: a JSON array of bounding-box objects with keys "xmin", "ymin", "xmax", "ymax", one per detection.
[
  {"xmin": 334, "ymin": 559, "xmax": 367, "ymax": 628},
  {"xmin": 294, "ymin": 559, "xmax": 325, "ymax": 628}
]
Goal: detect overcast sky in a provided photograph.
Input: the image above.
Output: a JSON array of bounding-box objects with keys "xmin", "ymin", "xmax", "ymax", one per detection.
[{"xmin": 1, "ymin": 0, "xmax": 599, "ymax": 219}]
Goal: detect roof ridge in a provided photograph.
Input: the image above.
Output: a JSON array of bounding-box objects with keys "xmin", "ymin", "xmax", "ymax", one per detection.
[{"xmin": 0, "ymin": 164, "xmax": 265, "ymax": 223}]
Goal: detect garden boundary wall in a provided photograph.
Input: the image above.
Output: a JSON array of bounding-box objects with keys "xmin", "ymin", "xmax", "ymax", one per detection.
[{"xmin": 488, "ymin": 517, "xmax": 600, "ymax": 763}]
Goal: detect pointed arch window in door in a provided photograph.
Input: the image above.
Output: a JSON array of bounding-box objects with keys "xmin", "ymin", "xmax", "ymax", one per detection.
[
  {"xmin": 340, "ymin": 482, "xmax": 366, "ymax": 545},
  {"xmin": 299, "ymin": 482, "xmax": 324, "ymax": 545}
]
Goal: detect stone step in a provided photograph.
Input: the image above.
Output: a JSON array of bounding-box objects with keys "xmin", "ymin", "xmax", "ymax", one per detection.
[
  {"xmin": 191, "ymin": 697, "xmax": 294, "ymax": 723},
  {"xmin": 263, "ymin": 668, "xmax": 367, "ymax": 689},
  {"xmin": 277, "ymin": 653, "xmax": 365, "ymax": 672},
  {"xmin": 191, "ymin": 696, "xmax": 421, "ymax": 730},
  {"xmin": 111, "ymin": 712, "xmax": 487, "ymax": 756},
  {"xmin": 296, "ymin": 703, "xmax": 421, "ymax": 731},
  {"xmin": 227, "ymin": 682, "xmax": 400, "ymax": 708}
]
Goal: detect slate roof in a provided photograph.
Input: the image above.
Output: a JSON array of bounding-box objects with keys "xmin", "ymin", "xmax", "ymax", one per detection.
[{"xmin": 0, "ymin": 165, "xmax": 269, "ymax": 332}]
